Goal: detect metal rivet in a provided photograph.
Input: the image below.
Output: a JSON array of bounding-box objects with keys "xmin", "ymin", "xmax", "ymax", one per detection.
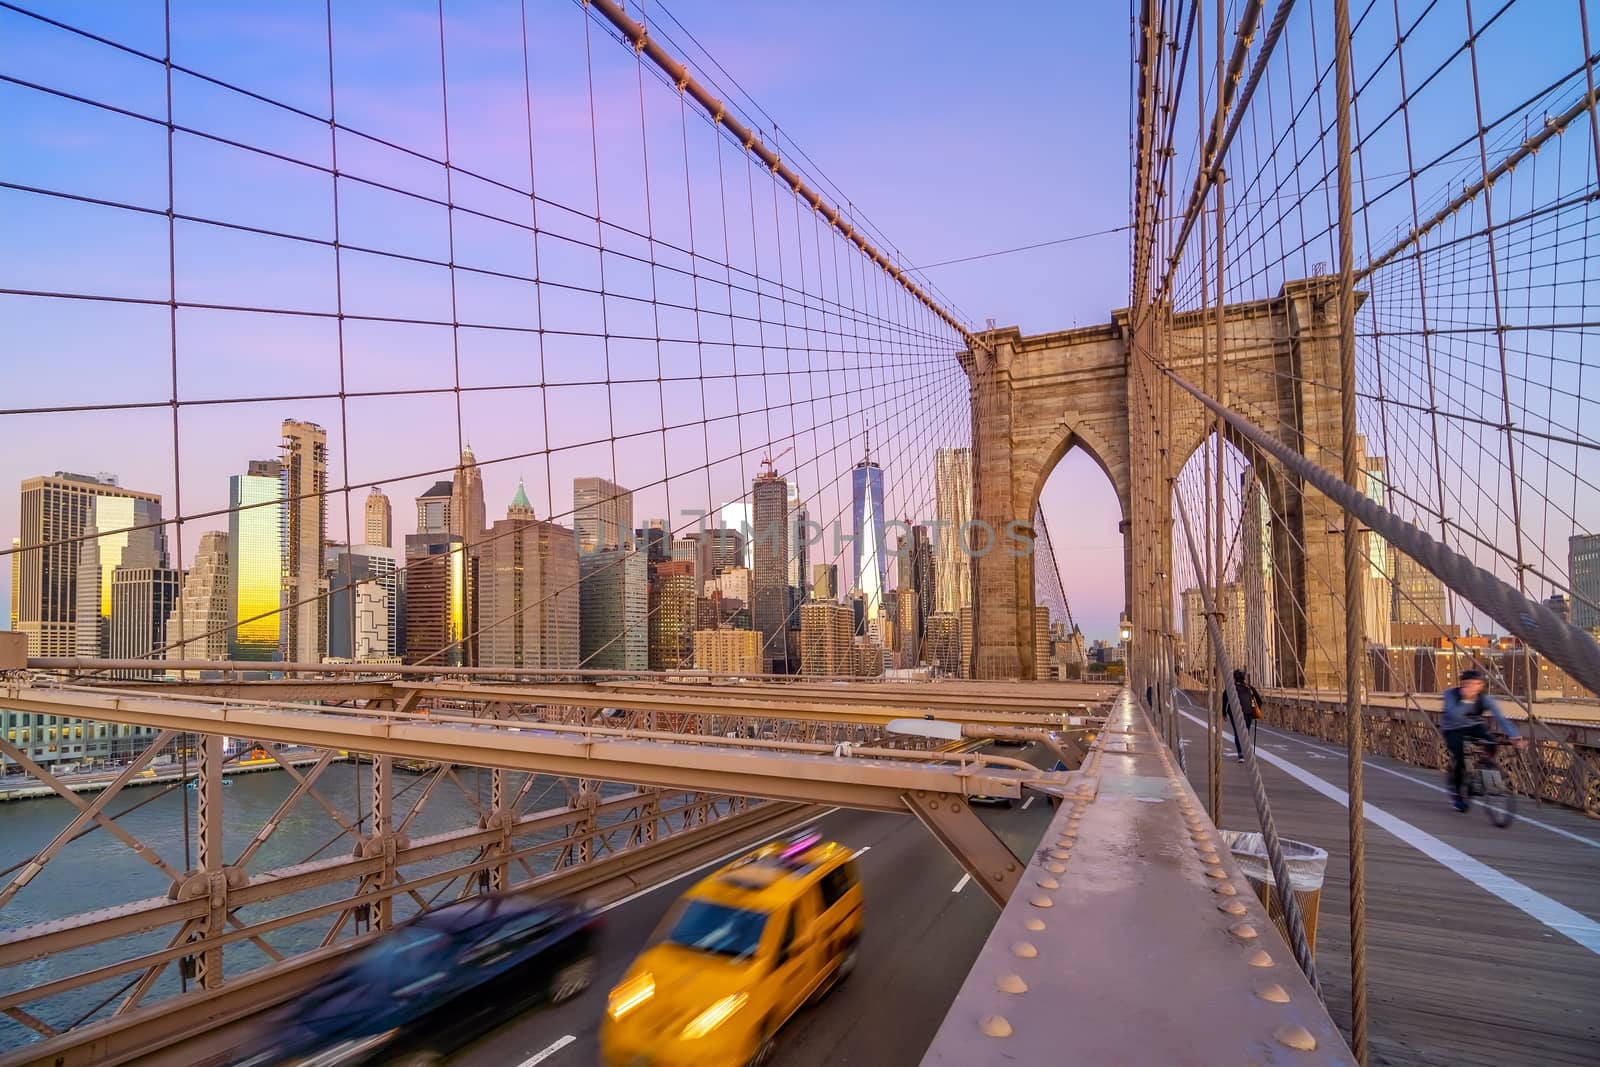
[
  {"xmin": 1050, "ymin": 849, "xmax": 1071, "ymax": 861},
  {"xmin": 1273, "ymin": 1023, "xmax": 1317, "ymax": 1051},
  {"xmin": 1245, "ymin": 949, "xmax": 1273, "ymax": 967},
  {"xmin": 1195, "ymin": 841, "xmax": 1217, "ymax": 853},
  {"xmin": 980, "ymin": 1014, "xmax": 1013, "ymax": 1038},
  {"xmin": 1256, "ymin": 982, "xmax": 1291, "ymax": 1003},
  {"xmin": 1205, "ymin": 867, "xmax": 1228, "ymax": 880},
  {"xmin": 1012, "ymin": 941, "xmax": 1038, "ymax": 959},
  {"xmin": 1060, "ymin": 828, "xmax": 1077, "ymax": 839},
  {"xmin": 1046, "ymin": 862, "xmax": 1067, "ymax": 874},
  {"xmin": 1229, "ymin": 922, "xmax": 1258, "ymax": 940},
  {"xmin": 1200, "ymin": 854, "xmax": 1221, "ymax": 865},
  {"xmin": 1213, "ymin": 883, "xmax": 1238, "ymax": 896},
  {"xmin": 1037, "ymin": 877, "xmax": 1060, "ymax": 889},
  {"xmin": 1023, "ymin": 917, "xmax": 1046, "ymax": 931},
  {"xmin": 1029, "ymin": 895, "xmax": 1054, "ymax": 908},
  {"xmin": 997, "ymin": 973, "xmax": 1028, "ymax": 994},
  {"xmin": 1218, "ymin": 900, "xmax": 1247, "ymax": 915}
]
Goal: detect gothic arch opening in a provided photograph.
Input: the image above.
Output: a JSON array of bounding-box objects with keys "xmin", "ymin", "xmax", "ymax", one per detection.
[{"xmin": 1031, "ymin": 434, "xmax": 1127, "ymax": 681}]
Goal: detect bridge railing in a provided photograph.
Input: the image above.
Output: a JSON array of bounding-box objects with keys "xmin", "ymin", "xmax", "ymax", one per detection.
[{"xmin": 1260, "ymin": 692, "xmax": 1600, "ymax": 817}]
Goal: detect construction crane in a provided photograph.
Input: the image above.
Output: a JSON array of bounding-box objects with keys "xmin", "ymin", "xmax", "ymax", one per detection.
[{"xmin": 760, "ymin": 443, "xmax": 794, "ymax": 476}]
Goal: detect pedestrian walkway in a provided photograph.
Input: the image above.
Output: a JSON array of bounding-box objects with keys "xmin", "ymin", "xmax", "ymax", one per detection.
[{"xmin": 1177, "ymin": 702, "xmax": 1600, "ymax": 1066}]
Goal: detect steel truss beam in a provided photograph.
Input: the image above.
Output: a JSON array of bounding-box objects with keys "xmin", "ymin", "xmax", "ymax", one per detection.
[{"xmin": 0, "ymin": 686, "xmax": 1066, "ymax": 811}]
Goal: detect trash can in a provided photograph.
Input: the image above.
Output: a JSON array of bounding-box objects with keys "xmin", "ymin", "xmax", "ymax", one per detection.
[{"xmin": 1219, "ymin": 830, "xmax": 1328, "ymax": 958}]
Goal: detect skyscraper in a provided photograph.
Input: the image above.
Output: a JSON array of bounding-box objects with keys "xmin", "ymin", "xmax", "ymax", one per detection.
[
  {"xmin": 1033, "ymin": 605, "xmax": 1052, "ymax": 681},
  {"xmin": 73, "ymin": 485, "xmax": 167, "ymax": 659},
  {"xmin": 636, "ymin": 519, "xmax": 668, "ymax": 563},
  {"xmin": 934, "ymin": 447, "xmax": 973, "ymax": 614},
  {"xmin": 751, "ymin": 469, "xmax": 789, "ymax": 673},
  {"xmin": 787, "ymin": 482, "xmax": 810, "ymax": 604},
  {"xmin": 694, "ymin": 628, "xmax": 762, "ymax": 674},
  {"xmin": 719, "ymin": 502, "xmax": 754, "ymax": 567},
  {"xmin": 229, "ymin": 459, "xmax": 284, "ymax": 662},
  {"xmin": 365, "ymin": 487, "xmax": 393, "ymax": 548},
  {"xmin": 326, "ymin": 545, "xmax": 397, "ymax": 662},
  {"xmin": 852, "ymin": 437, "xmax": 887, "ymax": 623},
  {"xmin": 1182, "ymin": 582, "xmax": 1248, "ymax": 679},
  {"xmin": 695, "ymin": 526, "xmax": 746, "ymax": 580},
  {"xmin": 415, "ymin": 481, "xmax": 453, "ymax": 534},
  {"xmin": 581, "ymin": 547, "xmax": 648, "ymax": 670},
  {"xmin": 12, "ymin": 472, "xmax": 162, "ymax": 657},
  {"xmin": 573, "ymin": 477, "xmax": 633, "ymax": 555},
  {"xmin": 924, "ymin": 612, "xmax": 961, "ymax": 676},
  {"xmin": 649, "ymin": 559, "xmax": 697, "ymax": 670},
  {"xmin": 895, "ymin": 522, "xmax": 933, "ymax": 654},
  {"xmin": 1569, "ymin": 534, "xmax": 1600, "ymax": 630},
  {"xmin": 281, "ymin": 420, "xmax": 328, "ymax": 663},
  {"xmin": 166, "ymin": 530, "xmax": 231, "ymax": 666},
  {"xmin": 1241, "ymin": 472, "xmax": 1278, "ymax": 686},
  {"xmin": 110, "ymin": 566, "xmax": 181, "ymax": 677},
  {"xmin": 1391, "ymin": 551, "xmax": 1449, "ymax": 628},
  {"xmin": 473, "ymin": 483, "xmax": 580, "ymax": 670},
  {"xmin": 404, "ymin": 532, "xmax": 476, "ymax": 667},
  {"xmin": 896, "ymin": 585, "xmax": 920, "ymax": 667},
  {"xmin": 812, "ymin": 563, "xmax": 838, "ymax": 602},
  {"xmin": 800, "ymin": 599, "xmax": 855, "ymax": 676},
  {"xmin": 450, "ymin": 445, "xmax": 486, "ymax": 543},
  {"xmin": 10, "ymin": 536, "xmax": 19, "ymax": 631}
]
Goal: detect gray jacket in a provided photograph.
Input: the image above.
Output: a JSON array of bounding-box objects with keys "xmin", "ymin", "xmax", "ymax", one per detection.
[{"xmin": 1440, "ymin": 686, "xmax": 1518, "ymax": 737}]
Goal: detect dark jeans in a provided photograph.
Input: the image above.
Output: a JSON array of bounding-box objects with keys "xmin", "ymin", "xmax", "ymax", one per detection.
[
  {"xmin": 1224, "ymin": 704, "xmax": 1258, "ymax": 759},
  {"xmin": 1444, "ymin": 723, "xmax": 1491, "ymax": 800}
]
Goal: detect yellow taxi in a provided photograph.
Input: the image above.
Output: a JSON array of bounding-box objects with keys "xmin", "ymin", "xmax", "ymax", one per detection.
[{"xmin": 601, "ymin": 827, "xmax": 864, "ymax": 1067}]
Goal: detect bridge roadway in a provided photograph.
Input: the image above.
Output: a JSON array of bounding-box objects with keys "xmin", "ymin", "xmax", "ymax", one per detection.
[
  {"xmin": 1176, "ymin": 698, "xmax": 1600, "ymax": 1066},
  {"xmin": 130, "ymin": 742, "xmax": 1057, "ymax": 1067}
]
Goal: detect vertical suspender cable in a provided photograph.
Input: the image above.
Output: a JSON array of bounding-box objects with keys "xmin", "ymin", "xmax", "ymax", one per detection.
[{"xmin": 1333, "ymin": 0, "xmax": 1368, "ymax": 1056}]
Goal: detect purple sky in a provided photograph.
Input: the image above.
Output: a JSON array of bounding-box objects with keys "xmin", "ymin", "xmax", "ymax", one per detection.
[{"xmin": 0, "ymin": 0, "xmax": 1136, "ymax": 642}]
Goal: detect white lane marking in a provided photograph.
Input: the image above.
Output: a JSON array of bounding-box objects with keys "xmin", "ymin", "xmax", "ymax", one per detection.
[
  {"xmin": 598, "ymin": 807, "xmax": 841, "ymax": 915},
  {"xmin": 1257, "ymin": 723, "xmax": 1600, "ymax": 851},
  {"xmin": 851, "ymin": 845, "xmax": 872, "ymax": 859},
  {"xmin": 518, "ymin": 1035, "xmax": 575, "ymax": 1067},
  {"xmin": 952, "ymin": 873, "xmax": 972, "ymax": 894},
  {"xmin": 1179, "ymin": 710, "xmax": 1600, "ymax": 954},
  {"xmin": 1022, "ymin": 796, "xmax": 1036, "ymax": 810}
]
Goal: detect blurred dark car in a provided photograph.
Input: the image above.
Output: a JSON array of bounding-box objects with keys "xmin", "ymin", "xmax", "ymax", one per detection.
[{"xmin": 234, "ymin": 894, "xmax": 599, "ymax": 1067}]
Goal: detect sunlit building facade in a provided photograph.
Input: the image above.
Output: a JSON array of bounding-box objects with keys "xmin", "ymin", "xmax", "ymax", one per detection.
[
  {"xmin": 14, "ymin": 472, "xmax": 162, "ymax": 658},
  {"xmin": 694, "ymin": 628, "xmax": 762, "ymax": 675},
  {"xmin": 473, "ymin": 485, "xmax": 580, "ymax": 670},
  {"xmin": 649, "ymin": 561, "xmax": 697, "ymax": 670},
  {"xmin": 404, "ymin": 532, "xmax": 476, "ymax": 668},
  {"xmin": 800, "ymin": 599, "xmax": 854, "ymax": 676},
  {"xmin": 365, "ymin": 487, "xmax": 393, "ymax": 549},
  {"xmin": 166, "ymin": 530, "xmax": 231, "ymax": 668},
  {"xmin": 74, "ymin": 489, "xmax": 168, "ymax": 659},
  {"xmin": 934, "ymin": 447, "xmax": 972, "ymax": 614},
  {"xmin": 228, "ymin": 459, "xmax": 283, "ymax": 661}
]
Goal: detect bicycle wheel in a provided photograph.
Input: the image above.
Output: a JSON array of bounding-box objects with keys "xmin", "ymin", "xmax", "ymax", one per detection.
[{"xmin": 1481, "ymin": 770, "xmax": 1517, "ymax": 828}]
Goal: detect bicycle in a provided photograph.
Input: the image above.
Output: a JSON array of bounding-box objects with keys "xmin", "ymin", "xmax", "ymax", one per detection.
[{"xmin": 1463, "ymin": 736, "xmax": 1518, "ymax": 828}]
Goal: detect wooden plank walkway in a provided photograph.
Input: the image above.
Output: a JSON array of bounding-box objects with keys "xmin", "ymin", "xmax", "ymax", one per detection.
[{"xmin": 1177, "ymin": 704, "xmax": 1600, "ymax": 1067}]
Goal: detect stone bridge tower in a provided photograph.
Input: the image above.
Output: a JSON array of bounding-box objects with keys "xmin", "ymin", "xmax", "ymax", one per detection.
[{"xmin": 965, "ymin": 279, "xmax": 1360, "ymax": 689}]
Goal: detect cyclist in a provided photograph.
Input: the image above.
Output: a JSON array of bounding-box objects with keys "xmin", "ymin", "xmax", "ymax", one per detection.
[
  {"xmin": 1441, "ymin": 669, "xmax": 1526, "ymax": 812},
  {"xmin": 1222, "ymin": 668, "xmax": 1263, "ymax": 762}
]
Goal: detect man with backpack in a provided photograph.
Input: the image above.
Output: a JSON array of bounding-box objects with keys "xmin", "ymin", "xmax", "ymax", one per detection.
[{"xmin": 1223, "ymin": 668, "xmax": 1263, "ymax": 762}]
